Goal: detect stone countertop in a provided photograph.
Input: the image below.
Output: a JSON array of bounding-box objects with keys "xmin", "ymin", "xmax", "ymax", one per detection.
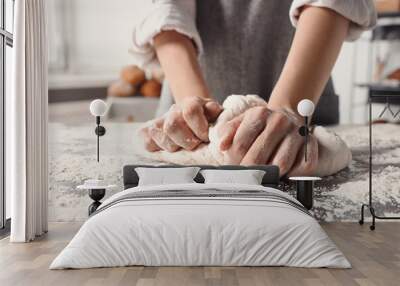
[{"xmin": 49, "ymin": 122, "xmax": 400, "ymax": 222}]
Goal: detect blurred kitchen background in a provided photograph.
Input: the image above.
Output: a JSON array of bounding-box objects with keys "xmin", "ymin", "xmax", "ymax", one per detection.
[{"xmin": 47, "ymin": 0, "xmax": 400, "ymax": 125}]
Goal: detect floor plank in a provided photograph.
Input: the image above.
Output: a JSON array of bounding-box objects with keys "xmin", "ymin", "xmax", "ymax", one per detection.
[{"xmin": 0, "ymin": 222, "xmax": 399, "ymax": 286}]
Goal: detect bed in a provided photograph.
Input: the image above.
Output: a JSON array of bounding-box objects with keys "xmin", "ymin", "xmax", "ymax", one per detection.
[{"xmin": 50, "ymin": 165, "xmax": 350, "ymax": 269}]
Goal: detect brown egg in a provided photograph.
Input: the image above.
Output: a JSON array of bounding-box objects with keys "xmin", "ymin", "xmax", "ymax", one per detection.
[
  {"xmin": 140, "ymin": 79, "xmax": 162, "ymax": 97},
  {"xmin": 388, "ymin": 69, "xmax": 400, "ymax": 81},
  {"xmin": 107, "ymin": 80, "xmax": 136, "ymax": 97},
  {"xmin": 120, "ymin": 65, "xmax": 146, "ymax": 85}
]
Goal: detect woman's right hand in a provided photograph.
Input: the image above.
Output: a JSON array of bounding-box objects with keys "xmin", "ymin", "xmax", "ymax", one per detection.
[
  {"xmin": 141, "ymin": 31, "xmax": 221, "ymax": 152},
  {"xmin": 140, "ymin": 97, "xmax": 223, "ymax": 152}
]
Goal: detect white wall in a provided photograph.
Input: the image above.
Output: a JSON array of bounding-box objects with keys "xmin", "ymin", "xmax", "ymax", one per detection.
[
  {"xmin": 48, "ymin": 0, "xmax": 151, "ymax": 86},
  {"xmin": 68, "ymin": 0, "xmax": 151, "ymax": 74},
  {"xmin": 332, "ymin": 39, "xmax": 371, "ymax": 124}
]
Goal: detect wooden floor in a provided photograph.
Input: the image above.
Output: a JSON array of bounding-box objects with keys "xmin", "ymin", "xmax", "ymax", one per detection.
[{"xmin": 0, "ymin": 222, "xmax": 399, "ymax": 286}]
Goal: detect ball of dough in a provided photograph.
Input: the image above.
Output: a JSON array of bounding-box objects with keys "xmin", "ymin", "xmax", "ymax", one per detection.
[
  {"xmin": 140, "ymin": 79, "xmax": 162, "ymax": 97},
  {"xmin": 108, "ymin": 80, "xmax": 136, "ymax": 97},
  {"xmin": 120, "ymin": 65, "xmax": 146, "ymax": 86},
  {"xmin": 133, "ymin": 94, "xmax": 352, "ymax": 177}
]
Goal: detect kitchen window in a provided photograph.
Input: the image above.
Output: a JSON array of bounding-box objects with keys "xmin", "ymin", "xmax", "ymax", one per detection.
[{"xmin": 0, "ymin": 0, "xmax": 14, "ymax": 235}]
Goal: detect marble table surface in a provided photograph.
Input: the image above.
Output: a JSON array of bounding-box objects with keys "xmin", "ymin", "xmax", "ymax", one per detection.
[{"xmin": 49, "ymin": 122, "xmax": 400, "ymax": 222}]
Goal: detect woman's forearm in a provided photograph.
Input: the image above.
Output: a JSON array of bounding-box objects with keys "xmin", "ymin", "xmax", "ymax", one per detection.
[
  {"xmin": 269, "ymin": 6, "xmax": 350, "ymax": 112},
  {"xmin": 154, "ymin": 30, "xmax": 211, "ymax": 104}
]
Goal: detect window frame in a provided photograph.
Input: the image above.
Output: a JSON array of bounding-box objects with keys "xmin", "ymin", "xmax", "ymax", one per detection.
[{"xmin": 0, "ymin": 0, "xmax": 14, "ymax": 234}]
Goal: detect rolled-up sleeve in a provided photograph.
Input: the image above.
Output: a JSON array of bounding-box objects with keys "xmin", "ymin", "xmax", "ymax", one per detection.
[
  {"xmin": 290, "ymin": 0, "xmax": 377, "ymax": 41},
  {"xmin": 129, "ymin": 0, "xmax": 202, "ymax": 69}
]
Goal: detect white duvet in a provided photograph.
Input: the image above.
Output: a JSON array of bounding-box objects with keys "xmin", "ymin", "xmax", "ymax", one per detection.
[{"xmin": 50, "ymin": 183, "xmax": 350, "ymax": 269}]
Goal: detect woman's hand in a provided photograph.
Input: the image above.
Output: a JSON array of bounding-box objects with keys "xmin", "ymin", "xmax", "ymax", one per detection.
[
  {"xmin": 222, "ymin": 6, "xmax": 348, "ymax": 176},
  {"xmin": 140, "ymin": 97, "xmax": 222, "ymax": 152},
  {"xmin": 218, "ymin": 106, "xmax": 318, "ymax": 176},
  {"xmin": 140, "ymin": 30, "xmax": 223, "ymax": 152}
]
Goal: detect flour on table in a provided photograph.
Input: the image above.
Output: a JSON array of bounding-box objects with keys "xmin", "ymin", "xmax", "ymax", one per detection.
[{"xmin": 133, "ymin": 95, "xmax": 352, "ymax": 177}]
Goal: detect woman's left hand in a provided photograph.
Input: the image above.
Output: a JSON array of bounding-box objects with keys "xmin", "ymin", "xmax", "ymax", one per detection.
[{"xmin": 217, "ymin": 106, "xmax": 318, "ymax": 176}]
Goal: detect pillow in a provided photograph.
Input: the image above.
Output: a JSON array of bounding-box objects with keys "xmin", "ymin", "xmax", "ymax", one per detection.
[
  {"xmin": 200, "ymin": 169, "xmax": 266, "ymax": 185},
  {"xmin": 135, "ymin": 167, "xmax": 200, "ymax": 186}
]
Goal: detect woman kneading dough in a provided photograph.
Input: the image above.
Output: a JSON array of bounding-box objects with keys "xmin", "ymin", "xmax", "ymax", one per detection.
[{"xmin": 130, "ymin": 0, "xmax": 376, "ymax": 176}]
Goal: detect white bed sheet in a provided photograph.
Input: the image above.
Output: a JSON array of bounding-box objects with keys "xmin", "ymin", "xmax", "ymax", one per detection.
[{"xmin": 50, "ymin": 183, "xmax": 350, "ymax": 269}]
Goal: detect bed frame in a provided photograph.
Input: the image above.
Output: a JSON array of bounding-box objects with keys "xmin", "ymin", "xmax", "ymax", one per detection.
[{"xmin": 123, "ymin": 165, "xmax": 280, "ymax": 189}]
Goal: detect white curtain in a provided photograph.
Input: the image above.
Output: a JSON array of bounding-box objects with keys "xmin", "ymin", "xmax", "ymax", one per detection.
[{"xmin": 8, "ymin": 0, "xmax": 48, "ymax": 242}]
